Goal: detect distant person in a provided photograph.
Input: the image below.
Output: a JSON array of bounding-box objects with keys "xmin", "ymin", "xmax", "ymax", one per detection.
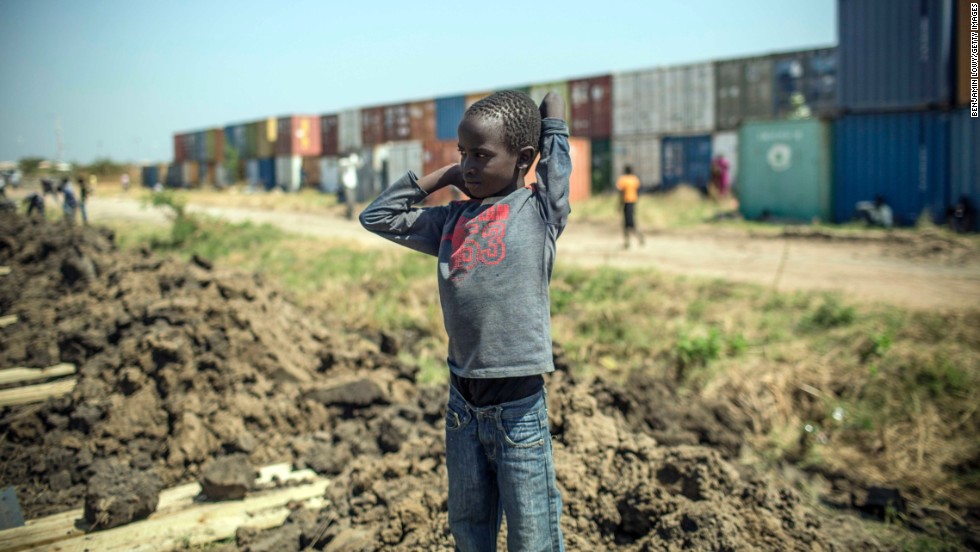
[
  {"xmin": 615, "ymin": 165, "xmax": 645, "ymax": 249},
  {"xmin": 710, "ymin": 155, "xmax": 731, "ymax": 198},
  {"xmin": 855, "ymin": 195, "xmax": 893, "ymax": 229},
  {"xmin": 78, "ymin": 176, "xmax": 92, "ymax": 224},
  {"xmin": 120, "ymin": 173, "xmax": 130, "ymax": 192},
  {"xmin": 947, "ymin": 196, "xmax": 976, "ymax": 233},
  {"xmin": 340, "ymin": 152, "xmax": 361, "ymax": 220},
  {"xmin": 61, "ymin": 178, "xmax": 78, "ymax": 224},
  {"xmin": 41, "ymin": 178, "xmax": 56, "ymax": 198},
  {"xmin": 24, "ymin": 192, "xmax": 45, "ymax": 218}
]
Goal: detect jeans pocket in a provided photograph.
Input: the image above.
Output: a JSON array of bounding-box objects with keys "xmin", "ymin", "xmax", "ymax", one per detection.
[
  {"xmin": 498, "ymin": 409, "xmax": 546, "ymax": 449},
  {"xmin": 445, "ymin": 404, "xmax": 469, "ymax": 432}
]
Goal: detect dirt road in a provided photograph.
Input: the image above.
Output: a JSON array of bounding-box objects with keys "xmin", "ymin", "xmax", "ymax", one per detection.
[{"xmin": 88, "ymin": 196, "xmax": 980, "ymax": 310}]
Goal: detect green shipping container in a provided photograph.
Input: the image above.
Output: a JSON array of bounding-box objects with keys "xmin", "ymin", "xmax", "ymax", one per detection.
[
  {"xmin": 590, "ymin": 139, "xmax": 613, "ymax": 193},
  {"xmin": 244, "ymin": 122, "xmax": 259, "ymax": 158},
  {"xmin": 738, "ymin": 119, "xmax": 832, "ymax": 222}
]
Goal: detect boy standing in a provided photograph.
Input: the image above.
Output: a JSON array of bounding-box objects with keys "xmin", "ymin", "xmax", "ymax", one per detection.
[
  {"xmin": 360, "ymin": 91, "xmax": 568, "ymax": 551},
  {"xmin": 615, "ymin": 165, "xmax": 644, "ymax": 249}
]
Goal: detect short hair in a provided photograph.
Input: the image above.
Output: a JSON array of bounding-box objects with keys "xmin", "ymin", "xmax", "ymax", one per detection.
[{"xmin": 464, "ymin": 91, "xmax": 541, "ymax": 153}]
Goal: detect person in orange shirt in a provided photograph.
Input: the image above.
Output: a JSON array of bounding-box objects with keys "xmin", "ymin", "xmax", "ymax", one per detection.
[{"xmin": 615, "ymin": 165, "xmax": 645, "ymax": 249}]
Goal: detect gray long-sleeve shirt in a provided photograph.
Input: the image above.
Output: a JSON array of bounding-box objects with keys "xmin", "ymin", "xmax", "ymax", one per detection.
[{"xmin": 360, "ymin": 118, "xmax": 571, "ymax": 379}]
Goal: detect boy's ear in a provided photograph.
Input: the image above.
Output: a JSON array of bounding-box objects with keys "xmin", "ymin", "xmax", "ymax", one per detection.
[{"xmin": 517, "ymin": 146, "xmax": 536, "ymax": 171}]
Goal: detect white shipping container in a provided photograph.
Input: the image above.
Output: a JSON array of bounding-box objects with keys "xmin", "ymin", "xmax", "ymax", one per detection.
[
  {"xmin": 612, "ymin": 135, "xmax": 662, "ymax": 189},
  {"xmin": 246, "ymin": 159, "xmax": 259, "ymax": 188},
  {"xmin": 711, "ymin": 131, "xmax": 739, "ymax": 190},
  {"xmin": 319, "ymin": 157, "xmax": 340, "ymax": 194},
  {"xmin": 338, "ymin": 109, "xmax": 362, "ymax": 153},
  {"xmin": 385, "ymin": 141, "xmax": 424, "ymax": 184},
  {"xmin": 181, "ymin": 162, "xmax": 197, "ymax": 186},
  {"xmin": 215, "ymin": 165, "xmax": 227, "ymax": 187},
  {"xmin": 614, "ymin": 63, "xmax": 716, "ymax": 136},
  {"xmin": 275, "ymin": 156, "xmax": 302, "ymax": 192}
]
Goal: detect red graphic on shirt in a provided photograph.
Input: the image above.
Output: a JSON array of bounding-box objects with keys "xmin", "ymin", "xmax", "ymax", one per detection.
[{"xmin": 443, "ymin": 204, "xmax": 510, "ymax": 281}]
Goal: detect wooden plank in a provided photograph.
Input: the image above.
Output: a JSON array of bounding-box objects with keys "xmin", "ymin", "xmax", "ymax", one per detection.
[
  {"xmin": 0, "ymin": 267, "xmax": 9, "ymax": 276},
  {"xmin": 0, "ymin": 379, "xmax": 76, "ymax": 408},
  {"xmin": 0, "ymin": 467, "xmax": 326, "ymax": 552},
  {"xmin": 0, "ymin": 364, "xmax": 76, "ymax": 386},
  {"xmin": 32, "ymin": 480, "xmax": 329, "ymax": 552},
  {"xmin": 0, "ymin": 316, "xmax": 16, "ymax": 329}
]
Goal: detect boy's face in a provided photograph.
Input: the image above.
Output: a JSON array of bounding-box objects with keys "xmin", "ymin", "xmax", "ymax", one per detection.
[{"xmin": 457, "ymin": 115, "xmax": 530, "ymax": 199}]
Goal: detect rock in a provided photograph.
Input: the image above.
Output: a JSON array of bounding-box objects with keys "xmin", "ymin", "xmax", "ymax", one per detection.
[
  {"xmin": 324, "ymin": 527, "xmax": 374, "ymax": 552},
  {"xmin": 303, "ymin": 442, "xmax": 352, "ymax": 476},
  {"xmin": 305, "ymin": 379, "xmax": 387, "ymax": 409},
  {"xmin": 853, "ymin": 486, "xmax": 905, "ymax": 519},
  {"xmin": 83, "ymin": 460, "xmax": 161, "ymax": 530},
  {"xmin": 201, "ymin": 454, "xmax": 254, "ymax": 501}
]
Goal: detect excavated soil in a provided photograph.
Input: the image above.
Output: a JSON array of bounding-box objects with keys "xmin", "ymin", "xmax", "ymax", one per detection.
[{"xmin": 0, "ymin": 213, "xmax": 892, "ymax": 549}]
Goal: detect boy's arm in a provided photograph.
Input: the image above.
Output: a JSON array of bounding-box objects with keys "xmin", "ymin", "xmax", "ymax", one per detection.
[
  {"xmin": 358, "ymin": 166, "xmax": 459, "ymax": 256},
  {"xmin": 535, "ymin": 93, "xmax": 572, "ymax": 230}
]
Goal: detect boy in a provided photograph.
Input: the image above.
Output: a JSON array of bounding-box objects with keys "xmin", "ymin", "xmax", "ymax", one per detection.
[
  {"xmin": 615, "ymin": 165, "xmax": 644, "ymax": 249},
  {"xmin": 360, "ymin": 90, "xmax": 568, "ymax": 551}
]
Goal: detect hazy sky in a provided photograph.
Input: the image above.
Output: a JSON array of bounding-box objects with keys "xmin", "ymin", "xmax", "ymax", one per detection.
[{"xmin": 0, "ymin": 0, "xmax": 835, "ymax": 164}]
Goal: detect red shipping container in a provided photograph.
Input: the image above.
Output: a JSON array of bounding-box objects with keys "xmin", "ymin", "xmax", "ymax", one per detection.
[
  {"xmin": 361, "ymin": 106, "xmax": 385, "ymax": 146},
  {"xmin": 276, "ymin": 115, "xmax": 322, "ymax": 156},
  {"xmin": 212, "ymin": 128, "xmax": 225, "ymax": 163},
  {"xmin": 321, "ymin": 114, "xmax": 340, "ymax": 156},
  {"xmin": 526, "ymin": 137, "xmax": 591, "ymax": 203},
  {"xmin": 569, "ymin": 75, "xmax": 612, "ymax": 138},
  {"xmin": 409, "ymin": 100, "xmax": 437, "ymax": 142},
  {"xmin": 384, "ymin": 103, "xmax": 412, "ymax": 142},
  {"xmin": 174, "ymin": 134, "xmax": 186, "ymax": 162}
]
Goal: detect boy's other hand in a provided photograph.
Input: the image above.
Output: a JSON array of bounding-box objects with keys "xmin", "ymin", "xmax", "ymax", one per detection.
[
  {"xmin": 419, "ymin": 164, "xmax": 471, "ymax": 197},
  {"xmin": 539, "ymin": 92, "xmax": 565, "ymax": 120}
]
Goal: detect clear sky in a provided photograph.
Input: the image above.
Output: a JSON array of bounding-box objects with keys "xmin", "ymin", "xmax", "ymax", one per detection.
[{"xmin": 0, "ymin": 0, "xmax": 835, "ymax": 164}]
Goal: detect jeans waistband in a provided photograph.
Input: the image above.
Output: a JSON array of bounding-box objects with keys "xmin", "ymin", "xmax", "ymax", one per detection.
[{"xmin": 448, "ymin": 383, "xmax": 545, "ymax": 420}]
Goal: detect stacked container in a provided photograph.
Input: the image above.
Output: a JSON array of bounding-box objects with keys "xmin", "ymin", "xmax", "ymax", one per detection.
[
  {"xmin": 319, "ymin": 157, "xmax": 340, "ymax": 194},
  {"xmin": 408, "ymin": 100, "xmax": 437, "ymax": 143},
  {"xmin": 383, "ymin": 104, "xmax": 412, "ymax": 142},
  {"xmin": 569, "ymin": 75, "xmax": 612, "ymax": 138},
  {"xmin": 613, "ymin": 136, "xmax": 661, "ymax": 190},
  {"xmin": 715, "ymin": 55, "xmax": 774, "ymax": 131},
  {"xmin": 661, "ymin": 135, "xmax": 713, "ymax": 191},
  {"xmin": 338, "ymin": 109, "xmax": 362, "ymax": 153},
  {"xmin": 529, "ymin": 81, "xmax": 572, "ymax": 122},
  {"xmin": 949, "ymin": 109, "xmax": 979, "ymax": 230},
  {"xmin": 321, "ymin": 114, "xmax": 340, "ymax": 156},
  {"xmin": 739, "ymin": 119, "xmax": 832, "ymax": 221},
  {"xmin": 772, "ymin": 48, "xmax": 838, "ymax": 118},
  {"xmin": 614, "ymin": 63, "xmax": 715, "ymax": 135},
  {"xmin": 361, "ymin": 106, "xmax": 386, "ymax": 146},
  {"xmin": 436, "ymin": 96, "xmax": 467, "ymax": 140}
]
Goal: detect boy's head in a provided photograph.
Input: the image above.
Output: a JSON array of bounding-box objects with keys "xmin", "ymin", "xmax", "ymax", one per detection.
[
  {"xmin": 624, "ymin": 165, "xmax": 633, "ymax": 175},
  {"xmin": 457, "ymin": 91, "xmax": 540, "ymax": 199}
]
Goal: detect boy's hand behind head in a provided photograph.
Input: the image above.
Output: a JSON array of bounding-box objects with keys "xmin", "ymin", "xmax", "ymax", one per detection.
[{"xmin": 539, "ymin": 92, "xmax": 565, "ymax": 120}]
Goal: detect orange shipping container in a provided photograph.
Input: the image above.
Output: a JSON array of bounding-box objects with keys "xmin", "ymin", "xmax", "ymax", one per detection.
[
  {"xmin": 277, "ymin": 115, "xmax": 322, "ymax": 156},
  {"xmin": 409, "ymin": 100, "xmax": 437, "ymax": 142}
]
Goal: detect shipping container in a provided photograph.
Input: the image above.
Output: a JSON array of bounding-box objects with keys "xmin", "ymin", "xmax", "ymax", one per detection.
[
  {"xmin": 182, "ymin": 161, "xmax": 199, "ymax": 187},
  {"xmin": 711, "ymin": 131, "xmax": 740, "ymax": 191},
  {"xmin": 256, "ymin": 118, "xmax": 278, "ymax": 158},
  {"xmin": 166, "ymin": 163, "xmax": 182, "ymax": 187},
  {"xmin": 383, "ymin": 104, "xmax": 412, "ymax": 142},
  {"xmin": 141, "ymin": 166, "xmax": 158, "ymax": 188},
  {"xmin": 174, "ymin": 134, "xmax": 187, "ymax": 163},
  {"xmin": 590, "ymin": 138, "xmax": 613, "ymax": 193},
  {"xmin": 661, "ymin": 135, "xmax": 713, "ymax": 191},
  {"xmin": 379, "ymin": 141, "xmax": 424, "ymax": 184},
  {"xmin": 465, "ymin": 92, "xmax": 493, "ymax": 109},
  {"xmin": 949, "ymin": 109, "xmax": 979, "ymax": 230},
  {"xmin": 838, "ymin": 0, "xmax": 956, "ymax": 111},
  {"xmin": 436, "ymin": 96, "xmax": 467, "ymax": 140},
  {"xmin": 321, "ymin": 114, "xmax": 340, "ymax": 156},
  {"xmin": 319, "ymin": 157, "xmax": 340, "ymax": 194},
  {"xmin": 198, "ymin": 161, "xmax": 213, "ymax": 186},
  {"xmin": 496, "ymin": 85, "xmax": 531, "ymax": 96},
  {"xmin": 833, "ymin": 111, "xmax": 950, "ymax": 226},
  {"xmin": 361, "ymin": 106, "xmax": 386, "ymax": 147},
  {"xmin": 715, "ymin": 55, "xmax": 775, "ymax": 131},
  {"xmin": 302, "ymin": 157, "xmax": 321, "ymax": 189},
  {"xmin": 956, "ymin": 0, "xmax": 976, "ymax": 106},
  {"xmin": 614, "ymin": 63, "xmax": 715, "ymax": 136},
  {"xmin": 353, "ymin": 148, "xmax": 382, "ymax": 202},
  {"xmin": 522, "ymin": 137, "xmax": 592, "ymax": 203},
  {"xmin": 408, "ymin": 100, "xmax": 437, "ymax": 143},
  {"xmin": 612, "ymin": 135, "xmax": 662, "ymax": 189},
  {"xmin": 423, "ymin": 139, "xmax": 464, "ymax": 205},
  {"xmin": 738, "ymin": 119, "xmax": 831, "ymax": 221},
  {"xmin": 257, "ymin": 157, "xmax": 276, "ymax": 191},
  {"xmin": 772, "ymin": 48, "xmax": 838, "ymax": 118},
  {"xmin": 338, "ymin": 109, "xmax": 362, "ymax": 153},
  {"xmin": 529, "ymin": 81, "xmax": 572, "ymax": 122},
  {"xmin": 275, "ymin": 115, "xmax": 321, "ymax": 157},
  {"xmin": 245, "ymin": 122, "xmax": 259, "ymax": 159},
  {"xmin": 224, "ymin": 124, "xmax": 248, "ymax": 159},
  {"xmin": 569, "ymin": 75, "xmax": 613, "ymax": 138},
  {"xmin": 275, "ymin": 155, "xmax": 303, "ymax": 192},
  {"xmin": 246, "ymin": 159, "xmax": 260, "ymax": 188}
]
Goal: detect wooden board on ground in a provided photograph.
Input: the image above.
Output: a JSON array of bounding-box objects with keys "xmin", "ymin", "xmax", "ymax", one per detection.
[
  {"xmin": 0, "ymin": 378, "xmax": 77, "ymax": 407},
  {"xmin": 0, "ymin": 315, "xmax": 16, "ymax": 329},
  {"xmin": 0, "ymin": 465, "xmax": 328, "ymax": 552},
  {"xmin": 0, "ymin": 364, "xmax": 76, "ymax": 386},
  {"xmin": 0, "ymin": 267, "xmax": 9, "ymax": 276}
]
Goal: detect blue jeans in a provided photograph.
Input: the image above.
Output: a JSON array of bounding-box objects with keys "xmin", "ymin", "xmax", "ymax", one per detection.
[{"xmin": 446, "ymin": 384, "xmax": 564, "ymax": 552}]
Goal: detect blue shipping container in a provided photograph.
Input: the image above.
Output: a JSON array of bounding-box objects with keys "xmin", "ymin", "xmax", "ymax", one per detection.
[
  {"xmin": 436, "ymin": 96, "xmax": 467, "ymax": 140},
  {"xmin": 833, "ymin": 111, "xmax": 949, "ymax": 226},
  {"xmin": 258, "ymin": 157, "xmax": 277, "ymax": 191},
  {"xmin": 772, "ymin": 48, "xmax": 838, "ymax": 117},
  {"xmin": 224, "ymin": 124, "xmax": 247, "ymax": 157},
  {"xmin": 838, "ymin": 0, "xmax": 955, "ymax": 111},
  {"xmin": 949, "ymin": 109, "xmax": 980, "ymax": 231},
  {"xmin": 661, "ymin": 135, "xmax": 712, "ymax": 191},
  {"xmin": 141, "ymin": 166, "xmax": 158, "ymax": 188}
]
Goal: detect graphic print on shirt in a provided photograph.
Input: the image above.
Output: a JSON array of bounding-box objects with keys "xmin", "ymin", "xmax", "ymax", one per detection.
[{"xmin": 444, "ymin": 204, "xmax": 510, "ymax": 281}]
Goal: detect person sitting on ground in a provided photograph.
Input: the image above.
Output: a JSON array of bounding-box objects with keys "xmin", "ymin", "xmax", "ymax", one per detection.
[
  {"xmin": 946, "ymin": 195, "xmax": 976, "ymax": 233},
  {"xmin": 360, "ymin": 90, "xmax": 569, "ymax": 550},
  {"xmin": 855, "ymin": 195, "xmax": 893, "ymax": 229}
]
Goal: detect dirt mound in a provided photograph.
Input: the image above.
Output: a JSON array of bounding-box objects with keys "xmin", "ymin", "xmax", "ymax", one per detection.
[{"xmin": 0, "ymin": 213, "xmax": 887, "ymax": 549}]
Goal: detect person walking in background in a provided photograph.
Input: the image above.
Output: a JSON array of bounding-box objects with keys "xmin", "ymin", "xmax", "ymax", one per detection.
[
  {"xmin": 340, "ymin": 152, "xmax": 361, "ymax": 220},
  {"xmin": 120, "ymin": 172, "xmax": 130, "ymax": 192},
  {"xmin": 711, "ymin": 154, "xmax": 731, "ymax": 199},
  {"xmin": 616, "ymin": 165, "xmax": 645, "ymax": 249},
  {"xmin": 60, "ymin": 178, "xmax": 78, "ymax": 224},
  {"xmin": 78, "ymin": 176, "xmax": 91, "ymax": 224},
  {"xmin": 24, "ymin": 191, "xmax": 45, "ymax": 218}
]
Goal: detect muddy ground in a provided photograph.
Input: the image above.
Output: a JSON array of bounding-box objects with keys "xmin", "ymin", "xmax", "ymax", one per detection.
[{"xmin": 0, "ymin": 212, "xmax": 955, "ymax": 550}]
